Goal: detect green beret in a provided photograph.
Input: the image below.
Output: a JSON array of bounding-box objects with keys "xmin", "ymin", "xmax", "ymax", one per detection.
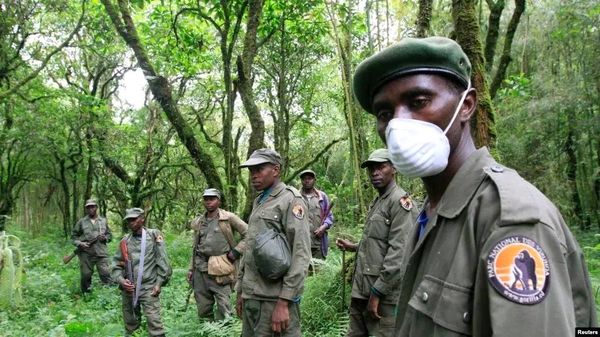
[
  {"xmin": 353, "ymin": 36, "xmax": 472, "ymax": 114},
  {"xmin": 361, "ymin": 148, "xmax": 391, "ymax": 168},
  {"xmin": 240, "ymin": 148, "xmax": 283, "ymax": 168}
]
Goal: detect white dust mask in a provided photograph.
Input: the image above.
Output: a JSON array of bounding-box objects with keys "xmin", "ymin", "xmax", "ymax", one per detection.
[{"xmin": 385, "ymin": 81, "xmax": 471, "ymax": 178}]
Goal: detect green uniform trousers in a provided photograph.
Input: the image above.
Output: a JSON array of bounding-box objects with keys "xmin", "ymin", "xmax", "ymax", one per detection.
[
  {"xmin": 78, "ymin": 252, "xmax": 111, "ymax": 292},
  {"xmin": 192, "ymin": 269, "xmax": 232, "ymax": 320},
  {"xmin": 121, "ymin": 290, "xmax": 165, "ymax": 337},
  {"xmin": 347, "ymin": 298, "xmax": 396, "ymax": 337},
  {"xmin": 242, "ymin": 299, "xmax": 301, "ymax": 337}
]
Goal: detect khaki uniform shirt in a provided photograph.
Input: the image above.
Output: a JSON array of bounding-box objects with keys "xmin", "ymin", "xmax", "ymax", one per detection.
[
  {"xmin": 237, "ymin": 181, "xmax": 311, "ymax": 301},
  {"xmin": 302, "ymin": 189, "xmax": 324, "ymax": 249},
  {"xmin": 112, "ymin": 228, "xmax": 172, "ymax": 290},
  {"xmin": 394, "ymin": 148, "xmax": 597, "ymax": 337},
  {"xmin": 189, "ymin": 208, "xmax": 248, "ymax": 272},
  {"xmin": 71, "ymin": 215, "xmax": 112, "ymax": 257},
  {"xmin": 352, "ymin": 182, "xmax": 418, "ymax": 304}
]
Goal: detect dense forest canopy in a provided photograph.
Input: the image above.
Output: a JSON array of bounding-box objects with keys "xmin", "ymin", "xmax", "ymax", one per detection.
[{"xmin": 1, "ymin": 0, "xmax": 597, "ymax": 235}]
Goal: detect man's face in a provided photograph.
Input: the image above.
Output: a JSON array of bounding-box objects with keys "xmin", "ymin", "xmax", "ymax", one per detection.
[
  {"xmin": 367, "ymin": 162, "xmax": 396, "ymax": 189},
  {"xmin": 127, "ymin": 216, "xmax": 144, "ymax": 232},
  {"xmin": 86, "ymin": 205, "xmax": 97, "ymax": 217},
  {"xmin": 301, "ymin": 175, "xmax": 316, "ymax": 190},
  {"xmin": 371, "ymin": 74, "xmax": 471, "ymax": 147},
  {"xmin": 203, "ymin": 196, "xmax": 220, "ymax": 212},
  {"xmin": 249, "ymin": 163, "xmax": 279, "ymax": 191}
]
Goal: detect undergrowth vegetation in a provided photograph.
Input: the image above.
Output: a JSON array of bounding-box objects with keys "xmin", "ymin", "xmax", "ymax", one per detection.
[{"xmin": 0, "ymin": 228, "xmax": 353, "ymax": 336}]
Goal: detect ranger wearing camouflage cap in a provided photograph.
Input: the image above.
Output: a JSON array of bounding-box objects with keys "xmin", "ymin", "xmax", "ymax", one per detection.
[
  {"xmin": 353, "ymin": 36, "xmax": 596, "ymax": 336},
  {"xmin": 187, "ymin": 188, "xmax": 248, "ymax": 321},
  {"xmin": 112, "ymin": 207, "xmax": 172, "ymax": 337},
  {"xmin": 71, "ymin": 198, "xmax": 112, "ymax": 293},
  {"xmin": 336, "ymin": 149, "xmax": 417, "ymax": 337},
  {"xmin": 236, "ymin": 148, "xmax": 311, "ymax": 337}
]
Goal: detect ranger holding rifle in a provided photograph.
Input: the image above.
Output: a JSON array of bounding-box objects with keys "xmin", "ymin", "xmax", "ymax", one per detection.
[
  {"xmin": 112, "ymin": 207, "xmax": 172, "ymax": 337},
  {"xmin": 70, "ymin": 199, "xmax": 112, "ymax": 293}
]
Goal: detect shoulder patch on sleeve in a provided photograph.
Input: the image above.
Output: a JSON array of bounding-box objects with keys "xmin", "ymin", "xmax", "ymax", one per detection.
[
  {"xmin": 399, "ymin": 195, "xmax": 413, "ymax": 211},
  {"xmin": 292, "ymin": 203, "xmax": 305, "ymax": 220},
  {"xmin": 486, "ymin": 235, "xmax": 550, "ymax": 305}
]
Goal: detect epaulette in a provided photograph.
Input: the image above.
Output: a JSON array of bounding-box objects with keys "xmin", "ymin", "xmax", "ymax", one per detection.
[
  {"xmin": 285, "ymin": 185, "xmax": 303, "ymax": 198},
  {"xmin": 483, "ymin": 164, "xmax": 553, "ymax": 227}
]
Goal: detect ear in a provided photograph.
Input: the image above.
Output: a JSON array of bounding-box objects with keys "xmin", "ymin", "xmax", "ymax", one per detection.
[
  {"xmin": 460, "ymin": 88, "xmax": 477, "ymax": 122},
  {"xmin": 272, "ymin": 164, "xmax": 281, "ymax": 177}
]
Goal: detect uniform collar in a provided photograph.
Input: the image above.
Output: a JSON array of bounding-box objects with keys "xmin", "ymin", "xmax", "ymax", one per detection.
[
  {"xmin": 258, "ymin": 181, "xmax": 286, "ymax": 201},
  {"xmin": 378, "ymin": 181, "xmax": 398, "ymax": 200},
  {"xmin": 436, "ymin": 147, "xmax": 495, "ymax": 219}
]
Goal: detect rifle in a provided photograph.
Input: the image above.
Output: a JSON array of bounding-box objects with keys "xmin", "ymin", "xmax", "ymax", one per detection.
[
  {"xmin": 63, "ymin": 236, "xmax": 100, "ymax": 264},
  {"xmin": 120, "ymin": 239, "xmax": 136, "ymax": 319},
  {"xmin": 183, "ymin": 286, "xmax": 194, "ymax": 312}
]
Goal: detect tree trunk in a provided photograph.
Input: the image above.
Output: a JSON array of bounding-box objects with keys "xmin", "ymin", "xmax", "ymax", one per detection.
[
  {"xmin": 490, "ymin": 0, "xmax": 526, "ymax": 99},
  {"xmin": 236, "ymin": 0, "xmax": 266, "ymax": 220},
  {"xmin": 101, "ymin": 0, "xmax": 224, "ymax": 199},
  {"xmin": 483, "ymin": 0, "xmax": 505, "ymax": 72},
  {"xmin": 416, "ymin": 0, "xmax": 433, "ymax": 38},
  {"xmin": 452, "ymin": 0, "xmax": 496, "ymax": 148}
]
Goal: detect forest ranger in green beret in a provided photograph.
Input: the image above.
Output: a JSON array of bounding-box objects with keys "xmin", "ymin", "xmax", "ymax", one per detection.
[{"xmin": 353, "ymin": 36, "xmax": 597, "ymax": 336}]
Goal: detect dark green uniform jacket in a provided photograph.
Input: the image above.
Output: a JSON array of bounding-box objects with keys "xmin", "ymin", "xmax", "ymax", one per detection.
[
  {"xmin": 237, "ymin": 182, "xmax": 311, "ymax": 302},
  {"xmin": 71, "ymin": 215, "xmax": 111, "ymax": 257},
  {"xmin": 352, "ymin": 182, "xmax": 418, "ymax": 304},
  {"xmin": 394, "ymin": 147, "xmax": 597, "ymax": 337}
]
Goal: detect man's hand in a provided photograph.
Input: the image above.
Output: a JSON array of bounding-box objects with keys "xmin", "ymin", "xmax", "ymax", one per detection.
[
  {"xmin": 120, "ymin": 279, "xmax": 135, "ymax": 293},
  {"xmin": 313, "ymin": 225, "xmax": 327, "ymax": 238},
  {"xmin": 271, "ymin": 299, "xmax": 290, "ymax": 333},
  {"xmin": 151, "ymin": 285, "xmax": 161, "ymax": 297},
  {"xmin": 236, "ymin": 296, "xmax": 244, "ymax": 318},
  {"xmin": 226, "ymin": 250, "xmax": 236, "ymax": 262},
  {"xmin": 336, "ymin": 238, "xmax": 357, "ymax": 252},
  {"xmin": 97, "ymin": 234, "xmax": 107, "ymax": 243},
  {"xmin": 187, "ymin": 270, "xmax": 193, "ymax": 284},
  {"xmin": 78, "ymin": 241, "xmax": 90, "ymax": 249},
  {"xmin": 367, "ymin": 294, "xmax": 382, "ymax": 319}
]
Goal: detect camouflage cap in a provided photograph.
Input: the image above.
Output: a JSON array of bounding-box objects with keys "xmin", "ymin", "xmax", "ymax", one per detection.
[
  {"xmin": 203, "ymin": 188, "xmax": 221, "ymax": 199},
  {"xmin": 361, "ymin": 148, "xmax": 391, "ymax": 168},
  {"xmin": 299, "ymin": 169, "xmax": 316, "ymax": 178},
  {"xmin": 123, "ymin": 207, "xmax": 144, "ymax": 220},
  {"xmin": 353, "ymin": 36, "xmax": 472, "ymax": 114},
  {"xmin": 84, "ymin": 199, "xmax": 98, "ymax": 207},
  {"xmin": 240, "ymin": 148, "xmax": 283, "ymax": 168}
]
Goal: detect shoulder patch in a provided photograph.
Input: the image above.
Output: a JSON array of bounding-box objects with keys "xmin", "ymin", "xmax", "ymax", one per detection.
[
  {"xmin": 399, "ymin": 195, "xmax": 413, "ymax": 211},
  {"xmin": 292, "ymin": 203, "xmax": 305, "ymax": 220},
  {"xmin": 487, "ymin": 235, "xmax": 550, "ymax": 305}
]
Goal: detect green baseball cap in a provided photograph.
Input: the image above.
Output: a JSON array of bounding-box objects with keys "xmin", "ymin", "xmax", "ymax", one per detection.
[
  {"xmin": 203, "ymin": 188, "xmax": 221, "ymax": 199},
  {"xmin": 299, "ymin": 169, "xmax": 316, "ymax": 178},
  {"xmin": 353, "ymin": 36, "xmax": 472, "ymax": 114},
  {"xmin": 124, "ymin": 207, "xmax": 144, "ymax": 220},
  {"xmin": 361, "ymin": 148, "xmax": 391, "ymax": 168},
  {"xmin": 240, "ymin": 148, "xmax": 283, "ymax": 168}
]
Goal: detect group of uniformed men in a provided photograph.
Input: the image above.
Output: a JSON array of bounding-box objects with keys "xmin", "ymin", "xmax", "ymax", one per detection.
[{"xmin": 71, "ymin": 36, "xmax": 597, "ymax": 336}]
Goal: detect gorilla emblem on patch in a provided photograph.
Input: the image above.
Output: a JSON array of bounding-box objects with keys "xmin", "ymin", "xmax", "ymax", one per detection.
[
  {"xmin": 486, "ymin": 235, "xmax": 550, "ymax": 305},
  {"xmin": 400, "ymin": 195, "xmax": 413, "ymax": 211},
  {"xmin": 292, "ymin": 204, "xmax": 305, "ymax": 219}
]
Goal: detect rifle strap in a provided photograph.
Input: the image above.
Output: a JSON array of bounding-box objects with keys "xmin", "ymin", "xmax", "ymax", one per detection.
[
  {"xmin": 217, "ymin": 218, "xmax": 235, "ymax": 250},
  {"xmin": 133, "ymin": 228, "xmax": 146, "ymax": 307}
]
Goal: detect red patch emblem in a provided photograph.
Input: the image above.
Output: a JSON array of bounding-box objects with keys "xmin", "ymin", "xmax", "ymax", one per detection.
[
  {"xmin": 487, "ymin": 236, "xmax": 550, "ymax": 305},
  {"xmin": 400, "ymin": 196, "xmax": 413, "ymax": 211}
]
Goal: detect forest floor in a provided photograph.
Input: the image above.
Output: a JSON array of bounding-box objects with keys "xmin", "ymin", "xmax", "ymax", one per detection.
[
  {"xmin": 0, "ymin": 228, "xmax": 349, "ymax": 337},
  {"xmin": 1, "ymin": 227, "xmax": 599, "ymax": 336}
]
